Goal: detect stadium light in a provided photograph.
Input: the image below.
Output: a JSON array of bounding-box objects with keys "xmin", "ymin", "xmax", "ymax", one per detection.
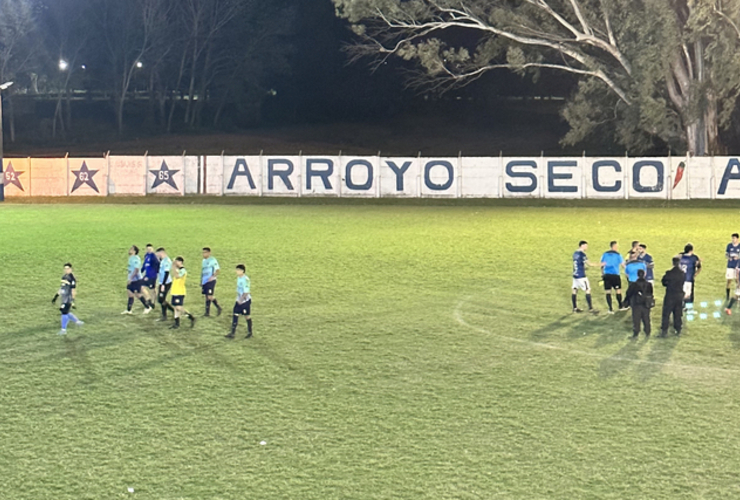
[
  {"xmin": 0, "ymin": 81, "xmax": 15, "ymax": 203},
  {"xmin": 136, "ymin": 61, "xmax": 143, "ymax": 69},
  {"xmin": 59, "ymin": 59, "xmax": 69, "ymax": 71}
]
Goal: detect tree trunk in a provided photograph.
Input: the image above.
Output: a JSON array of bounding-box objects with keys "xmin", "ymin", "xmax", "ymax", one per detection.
[
  {"xmin": 8, "ymin": 94, "xmax": 15, "ymax": 143},
  {"xmin": 705, "ymin": 91, "xmax": 723, "ymax": 155},
  {"xmin": 167, "ymin": 45, "xmax": 189, "ymax": 133}
]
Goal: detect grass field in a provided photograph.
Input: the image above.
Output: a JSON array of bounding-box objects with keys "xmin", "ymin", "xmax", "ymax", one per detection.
[{"xmin": 4, "ymin": 202, "xmax": 740, "ymax": 499}]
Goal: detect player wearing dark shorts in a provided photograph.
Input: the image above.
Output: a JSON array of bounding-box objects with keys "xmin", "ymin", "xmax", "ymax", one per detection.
[
  {"xmin": 600, "ymin": 241, "xmax": 626, "ymax": 313},
  {"xmin": 140, "ymin": 244, "xmax": 160, "ymax": 310},
  {"xmin": 226, "ymin": 264, "xmax": 253, "ymax": 339},
  {"xmin": 155, "ymin": 247, "xmax": 176, "ymax": 321},
  {"xmin": 52, "ymin": 263, "xmax": 83, "ymax": 335},
  {"xmin": 169, "ymin": 256, "xmax": 195, "ymax": 329},
  {"xmin": 201, "ymin": 247, "xmax": 223, "ymax": 317},
  {"xmin": 123, "ymin": 245, "xmax": 151, "ymax": 315}
]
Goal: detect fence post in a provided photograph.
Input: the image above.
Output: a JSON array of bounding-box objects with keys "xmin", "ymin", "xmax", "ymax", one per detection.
[
  {"xmin": 624, "ymin": 152, "xmax": 629, "ymax": 200},
  {"xmin": 376, "ymin": 151, "xmax": 381, "ymax": 198},
  {"xmin": 220, "ymin": 151, "xmax": 225, "ymax": 197},
  {"xmin": 105, "ymin": 151, "xmax": 110, "ymax": 196},
  {"xmin": 298, "ymin": 150, "xmax": 303, "ymax": 198},
  {"xmin": 499, "ymin": 151, "xmax": 504, "ymax": 198},
  {"xmin": 457, "ymin": 151, "xmax": 463, "ymax": 199},
  {"xmin": 258, "ymin": 150, "xmax": 263, "ymax": 197},
  {"xmin": 65, "ymin": 152, "xmax": 70, "ymax": 196},
  {"xmin": 337, "ymin": 150, "xmax": 342, "ymax": 198}
]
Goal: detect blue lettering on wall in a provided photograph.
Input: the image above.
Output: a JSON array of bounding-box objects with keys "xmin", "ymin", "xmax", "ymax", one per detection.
[
  {"xmin": 267, "ymin": 159, "xmax": 294, "ymax": 191},
  {"xmin": 592, "ymin": 160, "xmax": 622, "ymax": 192},
  {"xmin": 345, "ymin": 160, "xmax": 374, "ymax": 191},
  {"xmin": 632, "ymin": 161, "xmax": 664, "ymax": 193},
  {"xmin": 424, "ymin": 161, "xmax": 454, "ymax": 191},
  {"xmin": 505, "ymin": 161, "xmax": 537, "ymax": 193},
  {"xmin": 718, "ymin": 158, "xmax": 740, "ymax": 195},
  {"xmin": 226, "ymin": 158, "xmax": 256, "ymax": 190},
  {"xmin": 306, "ymin": 159, "xmax": 334, "ymax": 190},
  {"xmin": 386, "ymin": 161, "xmax": 412, "ymax": 192},
  {"xmin": 548, "ymin": 160, "xmax": 578, "ymax": 193}
]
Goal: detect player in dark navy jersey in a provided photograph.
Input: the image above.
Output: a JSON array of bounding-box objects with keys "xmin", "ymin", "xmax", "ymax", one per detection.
[
  {"xmin": 725, "ymin": 234, "xmax": 740, "ymax": 301},
  {"xmin": 679, "ymin": 243, "xmax": 702, "ymax": 306},
  {"xmin": 637, "ymin": 244, "xmax": 654, "ymax": 284},
  {"xmin": 572, "ymin": 241, "xmax": 598, "ymax": 314},
  {"xmin": 51, "ymin": 263, "xmax": 84, "ymax": 335},
  {"xmin": 140, "ymin": 244, "xmax": 160, "ymax": 311}
]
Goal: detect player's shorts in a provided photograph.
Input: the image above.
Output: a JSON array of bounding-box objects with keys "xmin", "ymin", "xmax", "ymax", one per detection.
[
  {"xmin": 60, "ymin": 303, "xmax": 72, "ymax": 315},
  {"xmin": 233, "ymin": 300, "xmax": 251, "ymax": 316},
  {"xmin": 683, "ymin": 281, "xmax": 693, "ymax": 298},
  {"xmin": 171, "ymin": 295, "xmax": 185, "ymax": 307},
  {"xmin": 727, "ymin": 268, "xmax": 738, "ymax": 280},
  {"xmin": 603, "ymin": 274, "xmax": 622, "ymax": 290},
  {"xmin": 142, "ymin": 277, "xmax": 156, "ymax": 290},
  {"xmin": 201, "ymin": 281, "xmax": 217, "ymax": 296},
  {"xmin": 572, "ymin": 277, "xmax": 590, "ymax": 291},
  {"xmin": 158, "ymin": 283, "xmax": 172, "ymax": 302},
  {"xmin": 127, "ymin": 280, "xmax": 143, "ymax": 293}
]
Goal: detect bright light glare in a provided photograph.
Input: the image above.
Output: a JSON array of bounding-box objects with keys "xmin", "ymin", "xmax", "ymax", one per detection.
[
  {"xmin": 59, "ymin": 59, "xmax": 69, "ymax": 71},
  {"xmin": 81, "ymin": 64, "xmax": 86, "ymax": 70},
  {"xmin": 0, "ymin": 81, "xmax": 13, "ymax": 91},
  {"xmin": 136, "ymin": 61, "xmax": 143, "ymax": 69}
]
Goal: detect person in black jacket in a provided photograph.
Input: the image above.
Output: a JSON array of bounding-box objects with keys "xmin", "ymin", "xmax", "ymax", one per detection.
[
  {"xmin": 660, "ymin": 257, "xmax": 686, "ymax": 337},
  {"xmin": 625, "ymin": 269, "xmax": 653, "ymax": 340}
]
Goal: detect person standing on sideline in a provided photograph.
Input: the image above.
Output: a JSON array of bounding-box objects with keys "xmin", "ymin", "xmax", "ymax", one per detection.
[
  {"xmin": 123, "ymin": 245, "xmax": 151, "ymax": 315},
  {"xmin": 170, "ymin": 256, "xmax": 196, "ymax": 330},
  {"xmin": 226, "ymin": 264, "xmax": 253, "ymax": 339},
  {"xmin": 52, "ymin": 263, "xmax": 84, "ymax": 335},
  {"xmin": 725, "ymin": 233, "xmax": 740, "ymax": 301},
  {"xmin": 572, "ymin": 240, "xmax": 598, "ymax": 314},
  {"xmin": 679, "ymin": 244, "xmax": 702, "ymax": 306},
  {"xmin": 600, "ymin": 241, "xmax": 626, "ymax": 313},
  {"xmin": 660, "ymin": 257, "xmax": 686, "ymax": 337},
  {"xmin": 201, "ymin": 247, "xmax": 223, "ymax": 317},
  {"xmin": 637, "ymin": 244, "xmax": 655, "ymax": 285},
  {"xmin": 625, "ymin": 269, "xmax": 653, "ymax": 340}
]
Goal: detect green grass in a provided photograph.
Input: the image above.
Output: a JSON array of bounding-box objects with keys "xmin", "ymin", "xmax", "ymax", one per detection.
[{"xmin": 4, "ymin": 203, "xmax": 740, "ymax": 499}]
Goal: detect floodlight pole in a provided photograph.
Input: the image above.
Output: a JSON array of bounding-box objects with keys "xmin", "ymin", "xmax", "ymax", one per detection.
[{"xmin": 0, "ymin": 82, "xmax": 13, "ymax": 202}]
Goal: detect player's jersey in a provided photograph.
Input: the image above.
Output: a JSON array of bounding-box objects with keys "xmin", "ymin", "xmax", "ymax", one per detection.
[
  {"xmin": 625, "ymin": 260, "xmax": 647, "ymax": 282},
  {"xmin": 727, "ymin": 243, "xmax": 740, "ymax": 269},
  {"xmin": 679, "ymin": 253, "xmax": 701, "ymax": 281},
  {"xmin": 158, "ymin": 256, "xmax": 173, "ymax": 285},
  {"xmin": 171, "ymin": 267, "xmax": 187, "ymax": 296},
  {"xmin": 128, "ymin": 255, "xmax": 142, "ymax": 281},
  {"xmin": 637, "ymin": 253, "xmax": 654, "ymax": 281},
  {"xmin": 573, "ymin": 250, "xmax": 587, "ymax": 279},
  {"xmin": 236, "ymin": 275, "xmax": 251, "ymax": 303},
  {"xmin": 59, "ymin": 273, "xmax": 76, "ymax": 304},
  {"xmin": 600, "ymin": 251, "xmax": 624, "ymax": 275},
  {"xmin": 202, "ymin": 257, "xmax": 220, "ymax": 285},
  {"xmin": 142, "ymin": 252, "xmax": 160, "ymax": 280}
]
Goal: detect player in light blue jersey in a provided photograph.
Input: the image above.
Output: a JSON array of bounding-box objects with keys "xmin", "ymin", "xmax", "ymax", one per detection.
[
  {"xmin": 51, "ymin": 263, "xmax": 84, "ymax": 335},
  {"xmin": 572, "ymin": 241, "xmax": 598, "ymax": 314},
  {"xmin": 122, "ymin": 245, "xmax": 152, "ymax": 315},
  {"xmin": 201, "ymin": 247, "xmax": 223, "ymax": 317},
  {"xmin": 725, "ymin": 233, "xmax": 740, "ymax": 301},
  {"xmin": 226, "ymin": 264, "xmax": 253, "ymax": 339},
  {"xmin": 155, "ymin": 247, "xmax": 176, "ymax": 321}
]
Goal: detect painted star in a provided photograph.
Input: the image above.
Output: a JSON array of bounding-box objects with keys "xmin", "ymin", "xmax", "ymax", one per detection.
[
  {"xmin": 71, "ymin": 161, "xmax": 100, "ymax": 193},
  {"xmin": 150, "ymin": 160, "xmax": 180, "ymax": 190},
  {"xmin": 3, "ymin": 163, "xmax": 25, "ymax": 192}
]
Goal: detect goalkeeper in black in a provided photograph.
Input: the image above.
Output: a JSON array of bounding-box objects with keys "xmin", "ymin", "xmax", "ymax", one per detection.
[{"xmin": 625, "ymin": 269, "xmax": 653, "ymax": 340}]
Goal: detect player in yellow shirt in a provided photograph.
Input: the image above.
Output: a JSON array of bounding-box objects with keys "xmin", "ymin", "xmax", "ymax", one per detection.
[{"xmin": 169, "ymin": 256, "xmax": 196, "ymax": 329}]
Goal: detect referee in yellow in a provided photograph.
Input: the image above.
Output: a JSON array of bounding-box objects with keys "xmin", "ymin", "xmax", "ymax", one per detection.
[{"xmin": 170, "ymin": 256, "xmax": 196, "ymax": 329}]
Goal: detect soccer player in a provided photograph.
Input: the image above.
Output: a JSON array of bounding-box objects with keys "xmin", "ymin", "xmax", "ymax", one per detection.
[
  {"xmin": 679, "ymin": 243, "xmax": 702, "ymax": 306},
  {"xmin": 155, "ymin": 247, "xmax": 176, "ymax": 321},
  {"xmin": 572, "ymin": 240, "xmax": 598, "ymax": 314},
  {"xmin": 725, "ymin": 233, "xmax": 740, "ymax": 300},
  {"xmin": 637, "ymin": 244, "xmax": 655, "ymax": 285},
  {"xmin": 140, "ymin": 243, "xmax": 160, "ymax": 310},
  {"xmin": 625, "ymin": 253, "xmax": 647, "ymax": 285},
  {"xmin": 226, "ymin": 264, "xmax": 253, "ymax": 339},
  {"xmin": 51, "ymin": 263, "xmax": 83, "ymax": 335},
  {"xmin": 626, "ymin": 240, "xmax": 640, "ymax": 260},
  {"xmin": 201, "ymin": 247, "xmax": 223, "ymax": 317},
  {"xmin": 123, "ymin": 245, "xmax": 152, "ymax": 315},
  {"xmin": 600, "ymin": 241, "xmax": 626, "ymax": 313},
  {"xmin": 170, "ymin": 256, "xmax": 196, "ymax": 329}
]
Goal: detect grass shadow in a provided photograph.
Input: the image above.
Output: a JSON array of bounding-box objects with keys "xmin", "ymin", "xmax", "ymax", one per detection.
[
  {"xmin": 636, "ymin": 335, "xmax": 681, "ymax": 382},
  {"xmin": 599, "ymin": 338, "xmax": 647, "ymax": 379}
]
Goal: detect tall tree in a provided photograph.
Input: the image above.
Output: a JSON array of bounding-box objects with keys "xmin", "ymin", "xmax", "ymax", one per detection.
[{"xmin": 333, "ymin": 0, "xmax": 740, "ymax": 155}]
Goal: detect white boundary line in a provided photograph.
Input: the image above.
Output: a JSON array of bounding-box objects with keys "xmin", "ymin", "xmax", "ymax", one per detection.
[{"xmin": 454, "ymin": 295, "xmax": 740, "ymax": 375}]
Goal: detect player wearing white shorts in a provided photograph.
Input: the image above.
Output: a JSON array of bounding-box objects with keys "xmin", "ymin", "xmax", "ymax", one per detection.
[
  {"xmin": 725, "ymin": 233, "xmax": 740, "ymax": 302},
  {"xmin": 572, "ymin": 240, "xmax": 598, "ymax": 314}
]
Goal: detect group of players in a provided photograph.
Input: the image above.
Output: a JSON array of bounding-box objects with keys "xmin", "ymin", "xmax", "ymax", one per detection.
[
  {"xmin": 52, "ymin": 244, "xmax": 254, "ymax": 339},
  {"xmin": 570, "ymin": 236, "xmax": 725, "ymax": 338}
]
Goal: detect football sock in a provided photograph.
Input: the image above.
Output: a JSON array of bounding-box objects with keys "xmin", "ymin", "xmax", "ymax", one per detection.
[
  {"xmin": 139, "ymin": 297, "xmax": 149, "ymax": 308},
  {"xmin": 727, "ymin": 288, "xmax": 731, "ymax": 300},
  {"xmin": 213, "ymin": 299, "xmax": 221, "ymax": 309},
  {"xmin": 571, "ymin": 295, "xmax": 577, "ymax": 308},
  {"xmin": 175, "ymin": 317, "xmax": 180, "ymax": 326},
  {"xmin": 127, "ymin": 297, "xmax": 134, "ymax": 311},
  {"xmin": 61, "ymin": 314, "xmax": 70, "ymax": 329},
  {"xmin": 586, "ymin": 294, "xmax": 593, "ymax": 309},
  {"xmin": 205, "ymin": 300, "xmax": 211, "ymax": 314},
  {"xmin": 606, "ymin": 295, "xmax": 613, "ymax": 311},
  {"xmin": 68, "ymin": 313, "xmax": 79, "ymax": 324},
  {"xmin": 247, "ymin": 318, "xmax": 253, "ymax": 333},
  {"xmin": 728, "ymin": 299, "xmax": 736, "ymax": 309},
  {"xmin": 161, "ymin": 305, "xmax": 168, "ymax": 317},
  {"xmin": 232, "ymin": 315, "xmax": 239, "ymax": 329},
  {"xmin": 616, "ymin": 294, "xmax": 623, "ymax": 308}
]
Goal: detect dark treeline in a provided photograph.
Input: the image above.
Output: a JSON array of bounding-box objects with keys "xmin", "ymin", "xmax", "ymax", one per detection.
[{"xmin": 0, "ymin": 0, "xmax": 299, "ymax": 141}]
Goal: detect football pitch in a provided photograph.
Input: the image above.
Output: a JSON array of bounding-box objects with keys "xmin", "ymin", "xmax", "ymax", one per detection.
[{"xmin": 4, "ymin": 201, "xmax": 740, "ymax": 499}]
